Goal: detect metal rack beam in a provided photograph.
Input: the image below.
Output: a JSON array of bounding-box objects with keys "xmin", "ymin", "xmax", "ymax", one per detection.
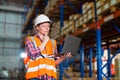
[{"xmin": 73, "ymin": 10, "xmax": 120, "ymax": 36}]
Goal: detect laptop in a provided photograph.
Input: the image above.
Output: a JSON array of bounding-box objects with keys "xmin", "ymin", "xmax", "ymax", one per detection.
[{"xmin": 61, "ymin": 35, "xmax": 81, "ymax": 55}]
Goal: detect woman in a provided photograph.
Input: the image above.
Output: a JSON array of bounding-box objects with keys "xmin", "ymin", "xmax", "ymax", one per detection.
[{"xmin": 24, "ymin": 14, "xmax": 71, "ymax": 80}]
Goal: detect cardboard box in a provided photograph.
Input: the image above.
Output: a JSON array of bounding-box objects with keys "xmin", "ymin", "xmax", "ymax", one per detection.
[
  {"xmin": 102, "ymin": 1, "xmax": 111, "ymax": 12},
  {"xmin": 96, "ymin": 0, "xmax": 104, "ymax": 9}
]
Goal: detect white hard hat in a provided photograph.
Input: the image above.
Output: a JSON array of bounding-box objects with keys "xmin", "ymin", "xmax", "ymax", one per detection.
[{"xmin": 34, "ymin": 14, "xmax": 52, "ymax": 27}]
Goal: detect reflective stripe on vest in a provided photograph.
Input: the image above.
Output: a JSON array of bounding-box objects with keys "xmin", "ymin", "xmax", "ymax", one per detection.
[
  {"xmin": 25, "ymin": 36, "xmax": 57, "ymax": 79},
  {"xmin": 27, "ymin": 64, "xmax": 56, "ymax": 73}
]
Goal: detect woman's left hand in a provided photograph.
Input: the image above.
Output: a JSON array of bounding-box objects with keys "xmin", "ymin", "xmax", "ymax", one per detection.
[
  {"xmin": 55, "ymin": 52, "xmax": 72, "ymax": 65},
  {"xmin": 64, "ymin": 52, "xmax": 72, "ymax": 58}
]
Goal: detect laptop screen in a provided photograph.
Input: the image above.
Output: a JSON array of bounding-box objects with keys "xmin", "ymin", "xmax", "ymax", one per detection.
[{"xmin": 61, "ymin": 35, "xmax": 81, "ymax": 55}]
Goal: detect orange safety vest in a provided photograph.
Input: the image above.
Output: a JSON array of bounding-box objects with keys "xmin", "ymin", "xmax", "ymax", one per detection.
[
  {"xmin": 24, "ymin": 36, "xmax": 57, "ymax": 79},
  {"xmin": 110, "ymin": 64, "xmax": 116, "ymax": 76}
]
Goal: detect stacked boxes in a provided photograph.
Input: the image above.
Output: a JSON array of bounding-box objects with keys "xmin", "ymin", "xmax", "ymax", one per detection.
[
  {"xmin": 50, "ymin": 19, "xmax": 74, "ymax": 39},
  {"xmin": 87, "ymin": 7, "xmax": 94, "ymax": 22},
  {"xmin": 82, "ymin": 2, "xmax": 89, "ymax": 26},
  {"xmin": 111, "ymin": 0, "xmax": 117, "ymax": 6},
  {"xmin": 81, "ymin": 2, "xmax": 95, "ymax": 27},
  {"xmin": 101, "ymin": 0, "xmax": 120, "ymax": 15},
  {"xmin": 61, "ymin": 19, "xmax": 75, "ymax": 37},
  {"xmin": 96, "ymin": 0, "xmax": 104, "ymax": 19},
  {"xmin": 45, "ymin": 1, "xmax": 50, "ymax": 14},
  {"xmin": 50, "ymin": 0, "xmax": 58, "ymax": 7},
  {"xmin": 45, "ymin": 0, "xmax": 59, "ymax": 14},
  {"xmin": 69, "ymin": 20, "xmax": 75, "ymax": 32},
  {"xmin": 83, "ymin": 14, "xmax": 87, "ymax": 24},
  {"xmin": 50, "ymin": 21, "xmax": 60, "ymax": 39},
  {"xmin": 96, "ymin": 0, "xmax": 120, "ymax": 17},
  {"xmin": 102, "ymin": 0, "xmax": 111, "ymax": 13},
  {"xmin": 110, "ymin": 0, "xmax": 120, "ymax": 6},
  {"xmin": 82, "ymin": 2, "xmax": 89, "ymax": 14},
  {"xmin": 61, "ymin": 20, "xmax": 69, "ymax": 36},
  {"xmin": 69, "ymin": 14, "xmax": 82, "ymax": 29},
  {"xmin": 115, "ymin": 54, "xmax": 120, "ymax": 78},
  {"xmin": 69, "ymin": 14, "xmax": 81, "ymax": 29},
  {"xmin": 86, "ymin": 2, "xmax": 95, "ymax": 22},
  {"xmin": 110, "ymin": 0, "xmax": 120, "ymax": 13},
  {"xmin": 96, "ymin": 0, "xmax": 104, "ymax": 9},
  {"xmin": 50, "ymin": 0, "xmax": 120, "ymax": 38}
]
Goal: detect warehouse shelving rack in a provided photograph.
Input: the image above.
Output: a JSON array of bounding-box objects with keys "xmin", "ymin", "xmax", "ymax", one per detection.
[
  {"xmin": 70, "ymin": 10, "xmax": 120, "ymax": 37},
  {"xmin": 22, "ymin": 0, "xmax": 120, "ymax": 80},
  {"xmin": 58, "ymin": 1, "xmax": 120, "ymax": 79}
]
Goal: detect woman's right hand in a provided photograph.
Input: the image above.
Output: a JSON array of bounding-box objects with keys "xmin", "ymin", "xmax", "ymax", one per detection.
[
  {"xmin": 43, "ymin": 34, "xmax": 49, "ymax": 44},
  {"xmin": 39, "ymin": 34, "xmax": 49, "ymax": 51}
]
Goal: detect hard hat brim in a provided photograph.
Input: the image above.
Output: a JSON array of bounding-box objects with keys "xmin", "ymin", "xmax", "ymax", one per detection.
[{"xmin": 34, "ymin": 20, "xmax": 52, "ymax": 27}]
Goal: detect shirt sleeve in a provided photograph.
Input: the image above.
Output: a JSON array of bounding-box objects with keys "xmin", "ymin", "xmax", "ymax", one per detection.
[{"xmin": 25, "ymin": 38, "xmax": 41, "ymax": 60}]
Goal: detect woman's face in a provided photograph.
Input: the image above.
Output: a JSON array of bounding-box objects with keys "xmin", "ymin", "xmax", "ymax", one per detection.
[{"xmin": 36, "ymin": 22, "xmax": 50, "ymax": 35}]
